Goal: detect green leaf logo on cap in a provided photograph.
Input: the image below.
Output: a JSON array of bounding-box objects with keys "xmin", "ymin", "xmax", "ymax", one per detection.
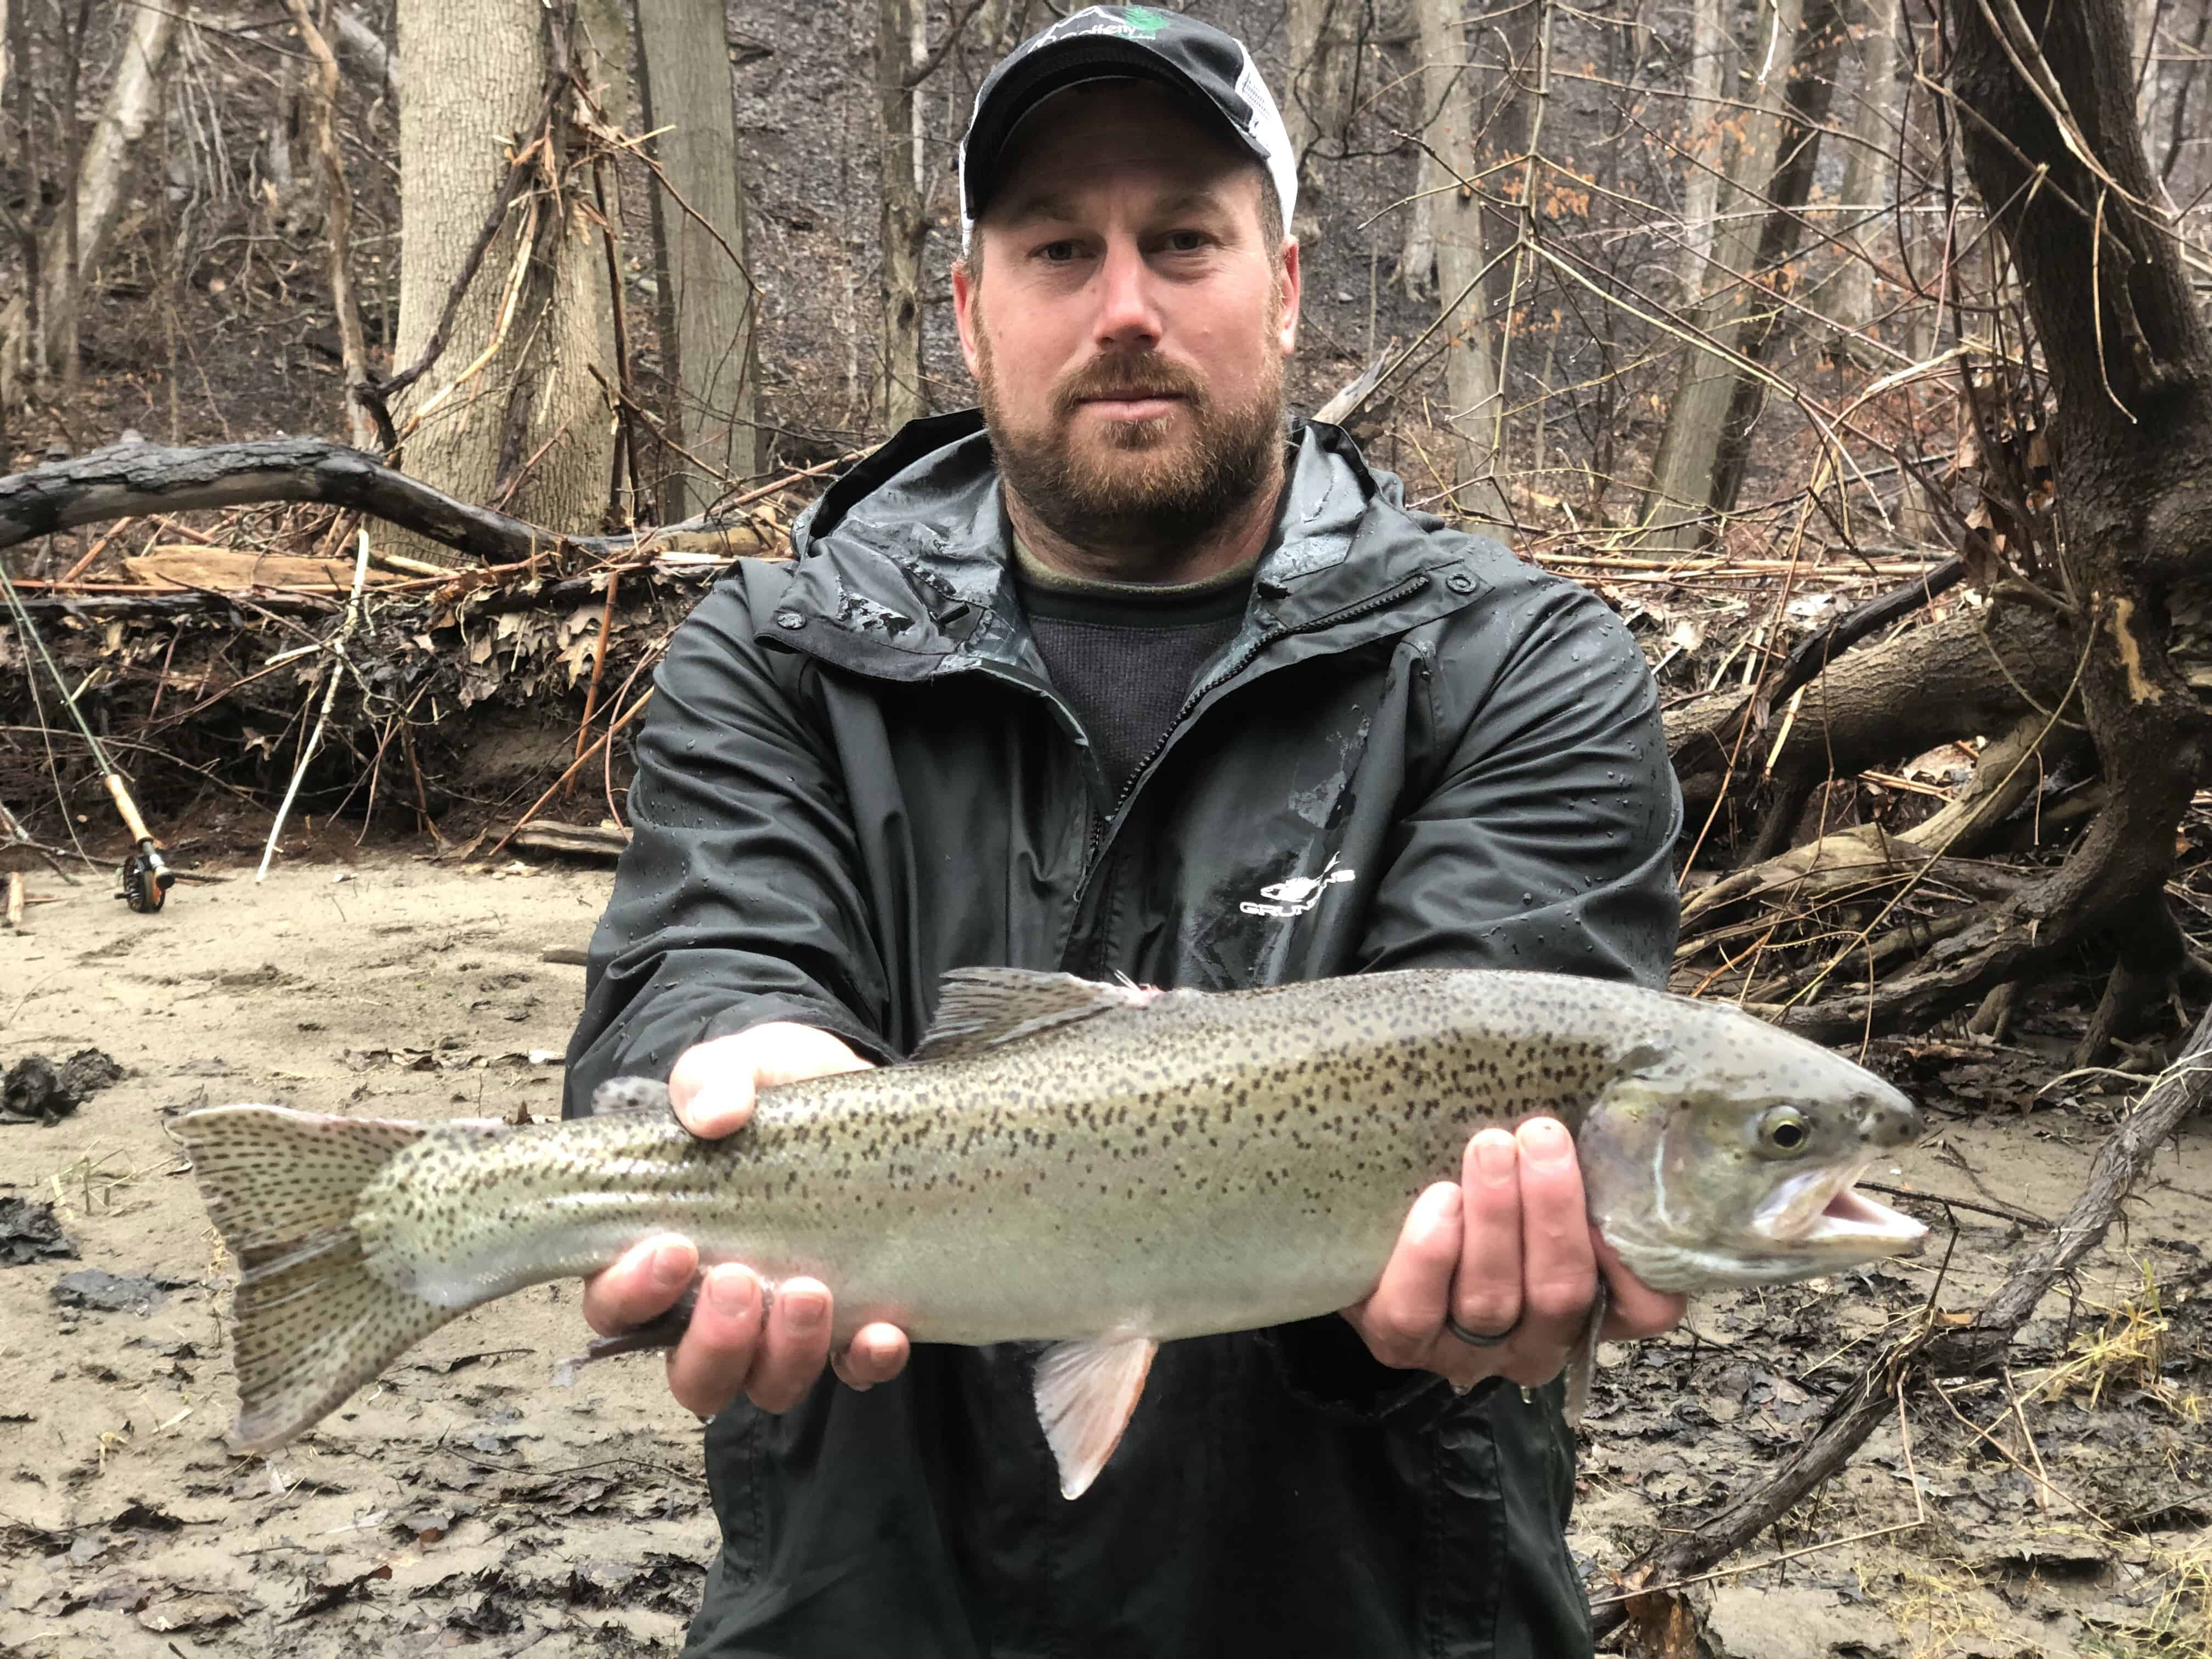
[{"xmin": 1124, "ymin": 6, "xmax": 1169, "ymax": 32}]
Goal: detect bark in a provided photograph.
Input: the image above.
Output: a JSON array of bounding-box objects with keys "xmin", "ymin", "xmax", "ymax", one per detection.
[
  {"xmin": 2158, "ymin": 4, "xmax": 2210, "ymax": 181},
  {"xmin": 1666, "ymin": 600, "xmax": 2076, "ymax": 812},
  {"xmin": 0, "ymin": 0, "xmax": 182, "ymax": 403},
  {"xmin": 0, "ymin": 437, "xmax": 777, "ymax": 573},
  {"xmin": 1283, "ymin": 0, "xmax": 1362, "ymax": 190},
  {"xmin": 388, "ymin": 0, "xmax": 618, "ymax": 562},
  {"xmin": 286, "ymin": 0, "xmax": 379, "ymax": 452},
  {"xmin": 1707, "ymin": 0, "xmax": 1847, "ymax": 517},
  {"xmin": 1824, "ymin": 0, "xmax": 1900, "ymax": 344},
  {"xmin": 634, "ymin": 0, "xmax": 760, "ymax": 512},
  {"xmin": 2133, "ymin": 0, "xmax": 2163, "ymax": 129},
  {"xmin": 1409, "ymin": 0, "xmax": 1506, "ymax": 520},
  {"xmin": 1676, "ymin": 0, "xmax": 1728, "ymax": 303},
  {"xmin": 1640, "ymin": 0, "xmax": 1805, "ymax": 548},
  {"xmin": 334, "ymin": 4, "xmax": 399, "ymax": 101},
  {"xmin": 876, "ymin": 0, "xmax": 927, "ymax": 432}
]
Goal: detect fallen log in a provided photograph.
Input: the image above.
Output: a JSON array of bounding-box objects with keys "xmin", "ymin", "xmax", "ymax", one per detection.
[{"xmin": 0, "ymin": 436, "xmax": 782, "ymax": 567}]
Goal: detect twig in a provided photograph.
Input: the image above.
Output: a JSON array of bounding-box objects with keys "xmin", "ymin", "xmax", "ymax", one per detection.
[
  {"xmin": 573, "ymin": 568, "xmax": 619, "ymax": 764},
  {"xmin": 255, "ymin": 528, "xmax": 371, "ymax": 882}
]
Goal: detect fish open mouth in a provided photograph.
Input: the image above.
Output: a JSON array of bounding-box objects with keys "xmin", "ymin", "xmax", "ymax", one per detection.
[{"xmin": 1753, "ymin": 1162, "xmax": 1928, "ymax": 1249}]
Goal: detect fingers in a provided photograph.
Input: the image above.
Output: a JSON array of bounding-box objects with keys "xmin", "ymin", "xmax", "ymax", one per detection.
[
  {"xmin": 1353, "ymin": 1182, "xmax": 1463, "ymax": 1368},
  {"xmin": 582, "ymin": 1233, "xmax": 696, "ymax": 1336},
  {"xmin": 661, "ymin": 1272, "xmax": 899, "ymax": 1417},
  {"xmin": 1346, "ymin": 1118, "xmax": 1619, "ymax": 1393},
  {"xmin": 668, "ymin": 1023, "xmax": 874, "ymax": 1139},
  {"xmin": 1451, "ymin": 1129, "xmax": 1522, "ymax": 1340},
  {"xmin": 665, "ymin": 1262, "xmax": 769, "ymax": 1417},
  {"xmin": 1594, "ymin": 1233, "xmax": 1688, "ymax": 1341},
  {"xmin": 1511, "ymin": 1118, "xmax": 1598, "ymax": 1368},
  {"xmin": 738, "ymin": 1276, "xmax": 835, "ymax": 1414},
  {"xmin": 831, "ymin": 1322, "xmax": 912, "ymax": 1391}
]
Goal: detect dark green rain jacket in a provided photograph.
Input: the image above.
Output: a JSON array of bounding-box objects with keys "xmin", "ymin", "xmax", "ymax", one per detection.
[{"xmin": 565, "ymin": 410, "xmax": 1683, "ymax": 1658}]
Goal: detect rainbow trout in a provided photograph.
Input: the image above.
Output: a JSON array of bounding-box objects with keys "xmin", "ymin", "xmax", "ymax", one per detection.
[{"xmin": 174, "ymin": 967, "xmax": 1925, "ymax": 1497}]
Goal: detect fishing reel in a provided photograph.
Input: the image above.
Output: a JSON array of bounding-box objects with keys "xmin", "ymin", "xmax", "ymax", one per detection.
[{"xmin": 121, "ymin": 843, "xmax": 173, "ymax": 913}]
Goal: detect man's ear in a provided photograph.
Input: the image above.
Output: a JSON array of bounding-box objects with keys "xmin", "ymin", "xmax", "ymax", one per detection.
[
  {"xmin": 952, "ymin": 256, "xmax": 983, "ymax": 379},
  {"xmin": 1277, "ymin": 239, "xmax": 1302, "ymax": 357}
]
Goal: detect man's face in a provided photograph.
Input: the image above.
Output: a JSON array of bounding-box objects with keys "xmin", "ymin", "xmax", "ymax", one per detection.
[{"xmin": 953, "ymin": 80, "xmax": 1302, "ymax": 552}]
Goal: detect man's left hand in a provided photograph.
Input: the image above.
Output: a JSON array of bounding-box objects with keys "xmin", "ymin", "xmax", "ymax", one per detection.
[{"xmin": 1341, "ymin": 1116, "xmax": 1685, "ymax": 1391}]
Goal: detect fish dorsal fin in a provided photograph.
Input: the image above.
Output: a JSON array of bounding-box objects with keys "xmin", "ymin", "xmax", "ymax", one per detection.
[
  {"xmin": 591, "ymin": 1076, "xmax": 674, "ymax": 1117},
  {"xmin": 913, "ymin": 968, "xmax": 1170, "ymax": 1063},
  {"xmin": 1032, "ymin": 1334, "xmax": 1158, "ymax": 1499}
]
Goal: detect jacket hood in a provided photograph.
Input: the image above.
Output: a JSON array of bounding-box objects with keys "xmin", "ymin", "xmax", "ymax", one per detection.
[{"xmin": 769, "ymin": 409, "xmax": 1497, "ymax": 684}]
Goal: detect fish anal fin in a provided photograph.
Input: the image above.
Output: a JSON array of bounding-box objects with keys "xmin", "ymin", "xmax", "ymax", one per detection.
[
  {"xmin": 915, "ymin": 968, "xmax": 1178, "ymax": 1063},
  {"xmin": 1032, "ymin": 1334, "xmax": 1157, "ymax": 1500}
]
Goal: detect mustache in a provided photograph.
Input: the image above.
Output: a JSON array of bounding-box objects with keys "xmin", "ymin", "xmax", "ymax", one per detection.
[{"xmin": 1053, "ymin": 354, "xmax": 1205, "ymax": 419}]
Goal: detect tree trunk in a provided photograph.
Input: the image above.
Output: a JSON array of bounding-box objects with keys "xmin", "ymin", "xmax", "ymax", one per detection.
[
  {"xmin": 2132, "ymin": 0, "xmax": 2162, "ymax": 129},
  {"xmin": 334, "ymin": 4, "xmax": 399, "ymax": 102},
  {"xmin": 1823, "ymin": 0, "xmax": 1900, "ymax": 346},
  {"xmin": 1639, "ymin": 0, "xmax": 1807, "ymax": 550},
  {"xmin": 1706, "ymin": 0, "xmax": 1847, "ymax": 519},
  {"xmin": 1283, "ymin": 0, "xmax": 1359, "ymax": 192},
  {"xmin": 287, "ymin": 0, "xmax": 379, "ymax": 452},
  {"xmin": 1927, "ymin": 0, "xmax": 2212, "ymax": 983},
  {"xmin": 1676, "ymin": 0, "xmax": 1728, "ymax": 303},
  {"xmin": 0, "ymin": 0, "xmax": 181, "ymax": 405},
  {"xmin": 876, "ymin": 0, "xmax": 927, "ymax": 433},
  {"xmin": 1736, "ymin": 0, "xmax": 2212, "ymax": 1040},
  {"xmin": 388, "ymin": 0, "xmax": 618, "ymax": 562},
  {"xmin": 1410, "ymin": 0, "xmax": 1505, "ymax": 521},
  {"xmin": 635, "ymin": 0, "xmax": 759, "ymax": 514}
]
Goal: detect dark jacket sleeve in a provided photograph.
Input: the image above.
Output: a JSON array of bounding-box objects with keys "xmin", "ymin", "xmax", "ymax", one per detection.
[
  {"xmin": 562, "ymin": 575, "xmax": 896, "ymax": 1118},
  {"xmin": 1361, "ymin": 562, "xmax": 1683, "ymax": 988},
  {"xmin": 1267, "ymin": 557, "xmax": 1683, "ymax": 1415}
]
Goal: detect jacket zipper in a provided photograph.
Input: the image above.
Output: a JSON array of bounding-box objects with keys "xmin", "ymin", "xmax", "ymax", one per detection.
[{"xmin": 1068, "ymin": 569, "xmax": 1434, "ymax": 964}]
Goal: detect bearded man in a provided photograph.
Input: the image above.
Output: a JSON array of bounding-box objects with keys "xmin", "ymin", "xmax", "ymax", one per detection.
[{"xmin": 564, "ymin": 9, "xmax": 1685, "ymax": 1655}]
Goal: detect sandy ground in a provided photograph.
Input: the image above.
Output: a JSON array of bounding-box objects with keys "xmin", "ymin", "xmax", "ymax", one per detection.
[{"xmin": 0, "ymin": 850, "xmax": 2206, "ymax": 1658}]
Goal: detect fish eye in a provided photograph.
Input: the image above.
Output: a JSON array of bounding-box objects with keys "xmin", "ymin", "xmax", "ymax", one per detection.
[{"xmin": 1756, "ymin": 1107, "xmax": 1811, "ymax": 1157}]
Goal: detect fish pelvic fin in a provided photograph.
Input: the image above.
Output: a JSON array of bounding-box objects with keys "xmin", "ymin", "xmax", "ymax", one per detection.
[
  {"xmin": 170, "ymin": 1105, "xmax": 462, "ymax": 1453},
  {"xmin": 1033, "ymin": 1334, "xmax": 1157, "ymax": 1500}
]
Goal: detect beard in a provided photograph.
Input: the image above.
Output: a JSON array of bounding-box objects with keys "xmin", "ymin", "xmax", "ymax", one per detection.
[{"xmin": 973, "ymin": 317, "xmax": 1285, "ymax": 553}]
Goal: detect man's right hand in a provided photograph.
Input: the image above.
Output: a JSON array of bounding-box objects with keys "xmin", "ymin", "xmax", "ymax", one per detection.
[{"xmin": 580, "ymin": 1023, "xmax": 913, "ymax": 1417}]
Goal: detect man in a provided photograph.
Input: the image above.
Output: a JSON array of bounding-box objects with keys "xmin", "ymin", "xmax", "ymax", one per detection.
[{"xmin": 565, "ymin": 9, "xmax": 1685, "ymax": 1655}]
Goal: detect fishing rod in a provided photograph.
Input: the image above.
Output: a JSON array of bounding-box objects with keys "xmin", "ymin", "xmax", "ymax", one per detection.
[{"xmin": 0, "ymin": 558, "xmax": 173, "ymax": 912}]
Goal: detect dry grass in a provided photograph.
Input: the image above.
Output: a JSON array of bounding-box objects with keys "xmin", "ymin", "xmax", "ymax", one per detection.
[
  {"xmin": 2042, "ymin": 1264, "xmax": 2207, "ymax": 1426},
  {"xmin": 2081, "ymin": 1541, "xmax": 2212, "ymax": 1658}
]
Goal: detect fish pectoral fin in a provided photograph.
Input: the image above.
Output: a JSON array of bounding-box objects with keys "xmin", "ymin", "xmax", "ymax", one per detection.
[
  {"xmin": 1032, "ymin": 1334, "xmax": 1158, "ymax": 1500},
  {"xmin": 913, "ymin": 968, "xmax": 1177, "ymax": 1063}
]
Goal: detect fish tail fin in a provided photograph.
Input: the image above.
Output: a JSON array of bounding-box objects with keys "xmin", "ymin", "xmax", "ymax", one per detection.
[{"xmin": 171, "ymin": 1105, "xmax": 460, "ymax": 1452}]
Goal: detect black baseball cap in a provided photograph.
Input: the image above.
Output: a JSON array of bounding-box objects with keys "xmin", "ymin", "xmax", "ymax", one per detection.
[{"xmin": 957, "ymin": 6, "xmax": 1297, "ymax": 249}]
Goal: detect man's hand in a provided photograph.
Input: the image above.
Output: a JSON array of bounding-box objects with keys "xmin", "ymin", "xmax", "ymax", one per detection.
[
  {"xmin": 580, "ymin": 1023, "xmax": 913, "ymax": 1417},
  {"xmin": 1342, "ymin": 1117, "xmax": 1685, "ymax": 1391}
]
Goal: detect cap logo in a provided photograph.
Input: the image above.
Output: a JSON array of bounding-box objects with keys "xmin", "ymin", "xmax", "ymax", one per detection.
[{"xmin": 1042, "ymin": 6, "xmax": 1169, "ymax": 45}]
